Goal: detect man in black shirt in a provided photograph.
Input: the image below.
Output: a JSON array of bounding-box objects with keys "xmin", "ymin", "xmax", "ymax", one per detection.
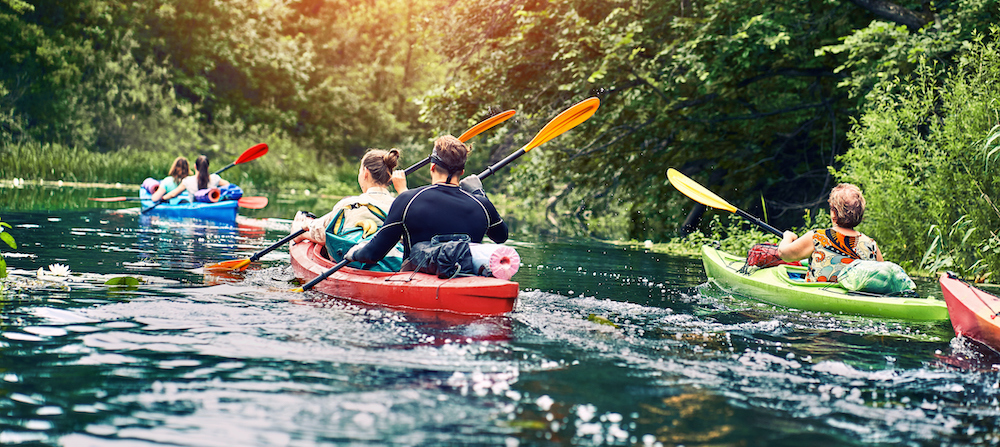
[{"xmin": 346, "ymin": 135, "xmax": 508, "ymax": 265}]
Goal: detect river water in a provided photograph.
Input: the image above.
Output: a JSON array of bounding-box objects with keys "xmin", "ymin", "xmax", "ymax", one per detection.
[{"xmin": 0, "ymin": 184, "xmax": 998, "ymax": 446}]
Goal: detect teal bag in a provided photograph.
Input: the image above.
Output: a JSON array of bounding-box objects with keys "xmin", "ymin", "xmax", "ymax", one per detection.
[
  {"xmin": 838, "ymin": 260, "xmax": 916, "ymax": 295},
  {"xmin": 324, "ymin": 202, "xmax": 403, "ymax": 272}
]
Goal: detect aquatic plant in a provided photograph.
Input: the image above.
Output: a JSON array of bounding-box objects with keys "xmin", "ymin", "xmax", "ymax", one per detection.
[{"xmin": 0, "ymin": 217, "xmax": 16, "ymax": 279}]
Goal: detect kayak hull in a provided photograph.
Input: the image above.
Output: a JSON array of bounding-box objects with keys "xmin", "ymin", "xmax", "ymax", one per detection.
[
  {"xmin": 139, "ymin": 189, "xmax": 238, "ymax": 222},
  {"xmin": 940, "ymin": 275, "xmax": 1000, "ymax": 349},
  {"xmin": 290, "ymin": 240, "xmax": 519, "ymax": 316},
  {"xmin": 701, "ymin": 245, "xmax": 948, "ymax": 321}
]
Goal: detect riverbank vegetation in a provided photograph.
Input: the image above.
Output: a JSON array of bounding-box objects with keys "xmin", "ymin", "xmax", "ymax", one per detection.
[{"xmin": 1, "ymin": 0, "xmax": 998, "ymax": 280}]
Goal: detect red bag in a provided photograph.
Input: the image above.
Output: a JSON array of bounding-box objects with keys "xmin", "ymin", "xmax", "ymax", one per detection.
[{"xmin": 738, "ymin": 243, "xmax": 801, "ymax": 275}]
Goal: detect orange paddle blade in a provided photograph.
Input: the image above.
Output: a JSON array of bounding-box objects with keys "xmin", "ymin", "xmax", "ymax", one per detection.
[
  {"xmin": 205, "ymin": 258, "xmax": 252, "ymax": 272},
  {"xmin": 458, "ymin": 110, "xmax": 516, "ymax": 142},
  {"xmin": 522, "ymin": 97, "xmax": 599, "ymax": 153},
  {"xmin": 237, "ymin": 196, "xmax": 268, "ymax": 209}
]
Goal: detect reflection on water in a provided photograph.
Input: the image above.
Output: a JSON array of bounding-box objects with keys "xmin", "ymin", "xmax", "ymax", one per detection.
[{"xmin": 0, "ymin": 188, "xmax": 998, "ymax": 446}]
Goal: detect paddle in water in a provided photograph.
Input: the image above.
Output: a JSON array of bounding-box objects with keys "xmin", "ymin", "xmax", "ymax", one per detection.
[
  {"xmin": 292, "ymin": 97, "xmax": 601, "ymax": 292},
  {"xmin": 92, "ymin": 195, "xmax": 269, "ymax": 209},
  {"xmin": 141, "ymin": 143, "xmax": 269, "ymax": 214},
  {"xmin": 207, "ymin": 111, "xmax": 517, "ymax": 273},
  {"xmin": 204, "ymin": 212, "xmax": 316, "ymax": 272}
]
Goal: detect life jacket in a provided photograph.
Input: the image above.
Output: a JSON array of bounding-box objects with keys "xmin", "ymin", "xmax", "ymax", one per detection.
[{"xmin": 324, "ymin": 202, "xmax": 403, "ymax": 272}]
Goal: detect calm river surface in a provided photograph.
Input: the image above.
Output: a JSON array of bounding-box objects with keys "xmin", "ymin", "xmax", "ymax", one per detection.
[{"xmin": 0, "ymin": 183, "xmax": 998, "ymax": 446}]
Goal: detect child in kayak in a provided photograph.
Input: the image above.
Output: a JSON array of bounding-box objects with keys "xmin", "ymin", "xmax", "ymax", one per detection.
[
  {"xmin": 291, "ymin": 148, "xmax": 408, "ymax": 245},
  {"xmin": 149, "ymin": 157, "xmax": 190, "ymax": 202},
  {"xmin": 159, "ymin": 155, "xmax": 231, "ymax": 202},
  {"xmin": 777, "ymin": 183, "xmax": 884, "ymax": 282},
  {"xmin": 344, "ymin": 135, "xmax": 508, "ymax": 264}
]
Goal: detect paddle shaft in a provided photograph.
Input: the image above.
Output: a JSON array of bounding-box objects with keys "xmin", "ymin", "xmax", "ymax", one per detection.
[
  {"xmin": 251, "ymin": 229, "xmax": 305, "ymax": 263},
  {"xmin": 736, "ymin": 209, "xmax": 783, "ymax": 238},
  {"xmin": 299, "ymin": 260, "xmax": 350, "ymax": 291},
  {"xmin": 403, "ymin": 110, "xmax": 516, "ymax": 176},
  {"xmin": 477, "ymin": 148, "xmax": 525, "ymax": 181}
]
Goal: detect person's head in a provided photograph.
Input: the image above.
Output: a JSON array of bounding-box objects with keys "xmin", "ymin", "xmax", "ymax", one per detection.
[
  {"xmin": 168, "ymin": 157, "xmax": 190, "ymax": 183},
  {"xmin": 358, "ymin": 148, "xmax": 401, "ymax": 189},
  {"xmin": 195, "ymin": 155, "xmax": 210, "ymax": 190},
  {"xmin": 430, "ymin": 135, "xmax": 469, "ymax": 184},
  {"xmin": 829, "ymin": 183, "xmax": 866, "ymax": 229}
]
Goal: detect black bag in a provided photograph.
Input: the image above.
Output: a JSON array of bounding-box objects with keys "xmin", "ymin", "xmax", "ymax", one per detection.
[{"xmin": 401, "ymin": 234, "xmax": 475, "ymax": 279}]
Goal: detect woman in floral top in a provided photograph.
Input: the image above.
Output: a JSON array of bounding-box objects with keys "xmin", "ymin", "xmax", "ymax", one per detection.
[{"xmin": 777, "ymin": 183, "xmax": 884, "ymax": 282}]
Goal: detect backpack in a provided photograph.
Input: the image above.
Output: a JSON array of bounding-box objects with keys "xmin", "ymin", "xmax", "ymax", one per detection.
[
  {"xmin": 401, "ymin": 234, "xmax": 476, "ymax": 279},
  {"xmin": 324, "ymin": 202, "xmax": 403, "ymax": 272}
]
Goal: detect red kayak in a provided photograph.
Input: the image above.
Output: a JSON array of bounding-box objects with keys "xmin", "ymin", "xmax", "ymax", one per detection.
[
  {"xmin": 289, "ymin": 240, "xmax": 519, "ymax": 316},
  {"xmin": 940, "ymin": 273, "xmax": 1000, "ymax": 350}
]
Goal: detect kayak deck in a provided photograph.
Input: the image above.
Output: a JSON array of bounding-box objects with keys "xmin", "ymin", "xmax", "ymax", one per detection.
[
  {"xmin": 940, "ymin": 274, "xmax": 1000, "ymax": 350},
  {"xmin": 139, "ymin": 189, "xmax": 238, "ymax": 221},
  {"xmin": 289, "ymin": 240, "xmax": 519, "ymax": 316},
  {"xmin": 701, "ymin": 245, "xmax": 948, "ymax": 321}
]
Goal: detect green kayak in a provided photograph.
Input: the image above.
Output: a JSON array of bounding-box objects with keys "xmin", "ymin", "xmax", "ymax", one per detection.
[{"xmin": 701, "ymin": 245, "xmax": 949, "ymax": 321}]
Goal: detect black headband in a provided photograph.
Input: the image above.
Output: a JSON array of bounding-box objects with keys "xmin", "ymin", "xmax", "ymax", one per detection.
[{"xmin": 430, "ymin": 151, "xmax": 465, "ymax": 183}]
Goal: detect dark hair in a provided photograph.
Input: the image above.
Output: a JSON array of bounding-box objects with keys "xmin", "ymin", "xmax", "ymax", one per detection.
[
  {"xmin": 361, "ymin": 148, "xmax": 401, "ymax": 185},
  {"xmin": 195, "ymin": 155, "xmax": 210, "ymax": 190},
  {"xmin": 168, "ymin": 157, "xmax": 190, "ymax": 184},
  {"xmin": 431, "ymin": 135, "xmax": 469, "ymax": 182},
  {"xmin": 829, "ymin": 183, "xmax": 866, "ymax": 228}
]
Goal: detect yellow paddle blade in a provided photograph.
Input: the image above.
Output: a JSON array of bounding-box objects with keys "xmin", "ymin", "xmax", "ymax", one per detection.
[
  {"xmin": 458, "ymin": 110, "xmax": 516, "ymax": 142},
  {"xmin": 204, "ymin": 258, "xmax": 252, "ymax": 272},
  {"xmin": 289, "ymin": 287, "xmax": 305, "ymax": 293},
  {"xmin": 666, "ymin": 168, "xmax": 737, "ymax": 213},
  {"xmin": 522, "ymin": 97, "xmax": 600, "ymax": 153}
]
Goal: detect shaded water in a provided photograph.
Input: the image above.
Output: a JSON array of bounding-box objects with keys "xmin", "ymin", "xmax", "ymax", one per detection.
[{"xmin": 1, "ymin": 184, "xmax": 999, "ymax": 446}]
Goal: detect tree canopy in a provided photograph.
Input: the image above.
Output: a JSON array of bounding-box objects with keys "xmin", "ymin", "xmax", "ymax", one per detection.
[{"xmin": 420, "ymin": 0, "xmax": 997, "ymax": 240}]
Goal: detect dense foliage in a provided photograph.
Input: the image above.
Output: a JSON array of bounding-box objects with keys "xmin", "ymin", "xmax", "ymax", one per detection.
[
  {"xmin": 838, "ymin": 28, "xmax": 1000, "ymax": 279},
  {"xmin": 421, "ymin": 0, "xmax": 997, "ymax": 242},
  {"xmin": 0, "ymin": 0, "xmax": 449, "ymax": 165}
]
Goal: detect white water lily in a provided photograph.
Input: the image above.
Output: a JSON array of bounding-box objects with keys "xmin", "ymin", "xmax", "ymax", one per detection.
[{"xmin": 47, "ymin": 264, "xmax": 71, "ymax": 276}]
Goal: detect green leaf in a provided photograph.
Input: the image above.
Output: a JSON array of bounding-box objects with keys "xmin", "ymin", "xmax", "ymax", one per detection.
[
  {"xmin": 104, "ymin": 276, "xmax": 140, "ymax": 286},
  {"xmin": 0, "ymin": 232, "xmax": 15, "ymax": 250}
]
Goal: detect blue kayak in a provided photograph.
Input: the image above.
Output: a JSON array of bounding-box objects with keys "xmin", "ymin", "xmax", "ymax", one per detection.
[{"xmin": 139, "ymin": 189, "xmax": 238, "ymax": 222}]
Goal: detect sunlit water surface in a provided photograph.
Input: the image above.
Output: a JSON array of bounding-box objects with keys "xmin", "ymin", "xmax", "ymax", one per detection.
[{"xmin": 0, "ymin": 191, "xmax": 999, "ymax": 446}]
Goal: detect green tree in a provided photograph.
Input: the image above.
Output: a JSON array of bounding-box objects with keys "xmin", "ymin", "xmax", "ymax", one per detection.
[
  {"xmin": 420, "ymin": 0, "xmax": 998, "ymax": 241},
  {"xmin": 838, "ymin": 28, "xmax": 1000, "ymax": 278}
]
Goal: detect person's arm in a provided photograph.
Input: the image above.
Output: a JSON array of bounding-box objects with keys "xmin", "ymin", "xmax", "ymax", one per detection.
[
  {"xmin": 150, "ymin": 184, "xmax": 168, "ymax": 202},
  {"xmin": 390, "ymin": 170, "xmax": 407, "ymax": 193},
  {"xmin": 777, "ymin": 230, "xmax": 814, "ymax": 262},
  {"xmin": 162, "ymin": 184, "xmax": 187, "ymax": 201},
  {"xmin": 218, "ymin": 177, "xmax": 230, "ymax": 187},
  {"xmin": 484, "ymin": 202, "xmax": 508, "ymax": 244}
]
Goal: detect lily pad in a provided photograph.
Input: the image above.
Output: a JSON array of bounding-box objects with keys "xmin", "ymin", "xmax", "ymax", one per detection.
[{"xmin": 104, "ymin": 276, "xmax": 141, "ymax": 286}]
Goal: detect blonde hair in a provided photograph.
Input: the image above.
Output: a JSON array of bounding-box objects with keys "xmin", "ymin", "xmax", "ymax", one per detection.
[
  {"xmin": 829, "ymin": 183, "xmax": 866, "ymax": 228},
  {"xmin": 361, "ymin": 148, "xmax": 401, "ymax": 185}
]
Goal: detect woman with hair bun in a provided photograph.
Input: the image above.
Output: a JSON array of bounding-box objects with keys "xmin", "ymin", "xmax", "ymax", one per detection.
[{"xmin": 292, "ymin": 148, "xmax": 407, "ymax": 245}]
